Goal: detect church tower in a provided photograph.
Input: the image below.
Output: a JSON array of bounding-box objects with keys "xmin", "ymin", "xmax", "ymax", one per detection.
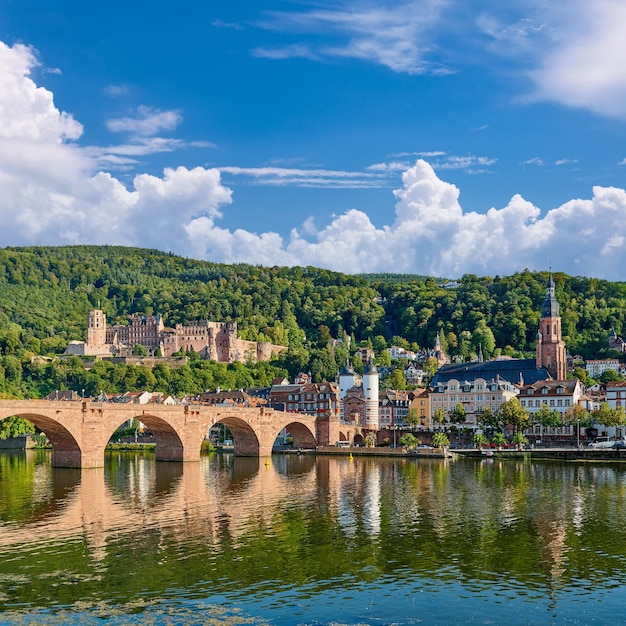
[{"xmin": 536, "ymin": 274, "xmax": 566, "ymax": 380}]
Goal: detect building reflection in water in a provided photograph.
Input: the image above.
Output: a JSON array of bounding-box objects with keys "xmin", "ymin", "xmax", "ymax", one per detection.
[{"xmin": 2, "ymin": 451, "xmax": 626, "ymax": 604}]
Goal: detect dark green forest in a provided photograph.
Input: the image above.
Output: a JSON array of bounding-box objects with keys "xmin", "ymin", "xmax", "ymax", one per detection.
[{"xmin": 0, "ymin": 245, "xmax": 624, "ymax": 399}]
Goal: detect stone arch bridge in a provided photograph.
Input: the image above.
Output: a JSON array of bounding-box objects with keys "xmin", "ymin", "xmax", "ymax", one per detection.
[{"xmin": 0, "ymin": 400, "xmax": 340, "ymax": 468}]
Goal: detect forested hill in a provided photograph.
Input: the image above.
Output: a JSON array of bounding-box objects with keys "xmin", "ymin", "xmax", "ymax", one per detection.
[{"xmin": 1, "ymin": 245, "xmax": 626, "ymax": 368}]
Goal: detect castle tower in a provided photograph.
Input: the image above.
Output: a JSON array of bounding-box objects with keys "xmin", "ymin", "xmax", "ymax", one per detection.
[
  {"xmin": 87, "ymin": 309, "xmax": 107, "ymax": 348},
  {"xmin": 536, "ymin": 273, "xmax": 566, "ymax": 380},
  {"xmin": 339, "ymin": 361, "xmax": 356, "ymax": 420},
  {"xmin": 363, "ymin": 360, "xmax": 379, "ymax": 430}
]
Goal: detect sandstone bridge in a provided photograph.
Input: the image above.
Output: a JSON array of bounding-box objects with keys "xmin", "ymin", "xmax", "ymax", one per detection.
[{"xmin": 0, "ymin": 400, "xmax": 342, "ymax": 468}]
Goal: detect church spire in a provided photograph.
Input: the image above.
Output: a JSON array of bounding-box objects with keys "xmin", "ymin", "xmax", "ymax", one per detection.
[{"xmin": 536, "ymin": 270, "xmax": 566, "ymax": 380}]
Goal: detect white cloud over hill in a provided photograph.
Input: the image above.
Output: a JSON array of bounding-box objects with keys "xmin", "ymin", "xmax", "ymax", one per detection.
[{"xmin": 1, "ymin": 39, "xmax": 626, "ymax": 279}]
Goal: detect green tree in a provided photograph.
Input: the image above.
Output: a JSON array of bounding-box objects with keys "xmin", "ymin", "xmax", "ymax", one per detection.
[
  {"xmin": 512, "ymin": 431, "xmax": 529, "ymax": 448},
  {"xmin": 406, "ymin": 407, "xmax": 420, "ymax": 428},
  {"xmin": 592, "ymin": 402, "xmax": 623, "ymax": 427},
  {"xmin": 0, "ymin": 416, "xmax": 35, "ymax": 440},
  {"xmin": 563, "ymin": 403, "xmax": 593, "ymax": 428},
  {"xmin": 449, "ymin": 403, "xmax": 466, "ymax": 426},
  {"xmin": 471, "ymin": 323, "xmax": 496, "ymax": 359},
  {"xmin": 473, "ymin": 432, "xmax": 489, "ymax": 448},
  {"xmin": 375, "ymin": 350, "xmax": 391, "ymax": 367},
  {"xmin": 432, "ymin": 432, "xmax": 450, "ymax": 448},
  {"xmin": 423, "ymin": 357, "xmax": 439, "ymax": 377},
  {"xmin": 399, "ymin": 433, "xmax": 417, "ymax": 449},
  {"xmin": 492, "ymin": 432, "xmax": 507, "ymax": 447},
  {"xmin": 388, "ymin": 368, "xmax": 407, "ymax": 390},
  {"xmin": 534, "ymin": 403, "xmax": 563, "ymax": 428},
  {"xmin": 600, "ymin": 369, "xmax": 622, "ymax": 383},
  {"xmin": 499, "ymin": 398, "xmax": 529, "ymax": 433},
  {"xmin": 433, "ymin": 407, "xmax": 447, "ymax": 429},
  {"xmin": 572, "ymin": 367, "xmax": 590, "ymax": 386},
  {"xmin": 363, "ymin": 432, "xmax": 377, "ymax": 448},
  {"xmin": 132, "ymin": 344, "xmax": 147, "ymax": 357},
  {"xmin": 477, "ymin": 406, "xmax": 503, "ymax": 434}
]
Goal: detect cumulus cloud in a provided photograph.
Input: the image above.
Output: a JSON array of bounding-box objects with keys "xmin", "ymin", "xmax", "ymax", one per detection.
[
  {"xmin": 3, "ymin": 38, "xmax": 626, "ymax": 281},
  {"xmin": 188, "ymin": 159, "xmax": 626, "ymax": 281},
  {"xmin": 0, "ymin": 40, "xmax": 232, "ymax": 251}
]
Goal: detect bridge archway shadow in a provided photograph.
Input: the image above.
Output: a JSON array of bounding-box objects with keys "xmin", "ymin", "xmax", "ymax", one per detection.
[
  {"xmin": 107, "ymin": 414, "xmax": 185, "ymax": 463},
  {"xmin": 3, "ymin": 413, "xmax": 83, "ymax": 468},
  {"xmin": 214, "ymin": 416, "xmax": 261, "ymax": 456},
  {"xmin": 281, "ymin": 421, "xmax": 317, "ymax": 450}
]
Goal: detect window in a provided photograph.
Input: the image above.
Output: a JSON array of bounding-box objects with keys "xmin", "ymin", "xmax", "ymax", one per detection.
[{"xmin": 557, "ymin": 387, "xmax": 564, "ymax": 394}]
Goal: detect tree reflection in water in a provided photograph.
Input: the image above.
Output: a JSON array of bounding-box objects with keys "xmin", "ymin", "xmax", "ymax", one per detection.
[{"xmin": 1, "ymin": 452, "xmax": 625, "ymax": 624}]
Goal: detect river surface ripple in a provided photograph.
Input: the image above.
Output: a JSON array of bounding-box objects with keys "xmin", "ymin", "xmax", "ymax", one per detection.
[{"xmin": 1, "ymin": 451, "xmax": 625, "ymax": 625}]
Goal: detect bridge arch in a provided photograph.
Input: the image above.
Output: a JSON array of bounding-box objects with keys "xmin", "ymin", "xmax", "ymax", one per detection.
[
  {"xmin": 277, "ymin": 420, "xmax": 317, "ymax": 450},
  {"xmin": 102, "ymin": 412, "xmax": 185, "ymax": 462},
  {"xmin": 212, "ymin": 414, "xmax": 261, "ymax": 456},
  {"xmin": 0, "ymin": 412, "xmax": 83, "ymax": 468}
]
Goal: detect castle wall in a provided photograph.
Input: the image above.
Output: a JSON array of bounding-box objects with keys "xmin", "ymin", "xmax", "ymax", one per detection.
[{"xmin": 81, "ymin": 309, "xmax": 286, "ymax": 364}]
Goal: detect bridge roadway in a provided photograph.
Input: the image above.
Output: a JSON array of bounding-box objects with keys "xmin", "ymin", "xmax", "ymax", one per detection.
[{"xmin": 0, "ymin": 400, "xmax": 340, "ymax": 468}]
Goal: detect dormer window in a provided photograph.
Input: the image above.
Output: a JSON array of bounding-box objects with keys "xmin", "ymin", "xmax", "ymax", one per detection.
[{"xmin": 542, "ymin": 388, "xmax": 549, "ymax": 395}]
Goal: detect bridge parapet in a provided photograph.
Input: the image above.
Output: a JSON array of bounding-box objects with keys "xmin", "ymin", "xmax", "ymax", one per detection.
[{"xmin": 0, "ymin": 400, "xmax": 325, "ymax": 468}]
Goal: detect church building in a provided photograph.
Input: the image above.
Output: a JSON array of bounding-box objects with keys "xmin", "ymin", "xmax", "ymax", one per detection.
[
  {"xmin": 433, "ymin": 273, "xmax": 568, "ymax": 389},
  {"xmin": 535, "ymin": 273, "xmax": 567, "ymax": 380}
]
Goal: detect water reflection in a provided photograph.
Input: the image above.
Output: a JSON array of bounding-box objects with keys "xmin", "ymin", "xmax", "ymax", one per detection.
[{"xmin": 1, "ymin": 453, "xmax": 626, "ymax": 624}]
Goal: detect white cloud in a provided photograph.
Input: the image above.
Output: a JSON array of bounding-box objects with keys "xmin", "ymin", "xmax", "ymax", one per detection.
[
  {"xmin": 480, "ymin": 1, "xmax": 626, "ymax": 119},
  {"xmin": 527, "ymin": 1, "xmax": 626, "ymax": 119},
  {"xmin": 219, "ymin": 165, "xmax": 387, "ymax": 188},
  {"xmin": 255, "ymin": 0, "xmax": 450, "ymax": 74},
  {"xmin": 252, "ymin": 44, "xmax": 317, "ymax": 61},
  {"xmin": 522, "ymin": 157, "xmax": 544, "ymax": 167},
  {"xmin": 0, "ymin": 40, "xmax": 232, "ymax": 251},
  {"xmin": 106, "ymin": 105, "xmax": 182, "ymax": 137},
  {"xmin": 188, "ymin": 160, "xmax": 626, "ymax": 281},
  {"xmin": 3, "ymin": 37, "xmax": 626, "ymax": 281},
  {"xmin": 0, "ymin": 41, "xmax": 83, "ymax": 142}
]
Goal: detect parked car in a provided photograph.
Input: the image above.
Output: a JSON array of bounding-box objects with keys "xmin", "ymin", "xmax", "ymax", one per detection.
[{"xmin": 589, "ymin": 437, "xmax": 626, "ymax": 449}]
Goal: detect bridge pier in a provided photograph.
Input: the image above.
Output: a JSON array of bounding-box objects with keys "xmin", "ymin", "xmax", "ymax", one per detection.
[{"xmin": 52, "ymin": 448, "xmax": 105, "ymax": 469}]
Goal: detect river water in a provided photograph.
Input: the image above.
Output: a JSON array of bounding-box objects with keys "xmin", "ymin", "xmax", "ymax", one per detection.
[{"xmin": 1, "ymin": 451, "xmax": 626, "ymax": 625}]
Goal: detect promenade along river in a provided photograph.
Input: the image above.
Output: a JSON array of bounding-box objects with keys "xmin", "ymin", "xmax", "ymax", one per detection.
[{"xmin": 1, "ymin": 451, "xmax": 626, "ymax": 625}]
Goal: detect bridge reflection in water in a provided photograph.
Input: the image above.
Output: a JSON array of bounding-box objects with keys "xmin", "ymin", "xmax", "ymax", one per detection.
[{"xmin": 3, "ymin": 452, "xmax": 626, "ymax": 624}]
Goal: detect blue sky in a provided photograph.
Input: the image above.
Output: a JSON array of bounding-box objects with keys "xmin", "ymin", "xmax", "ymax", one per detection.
[{"xmin": 1, "ymin": 0, "xmax": 626, "ymax": 279}]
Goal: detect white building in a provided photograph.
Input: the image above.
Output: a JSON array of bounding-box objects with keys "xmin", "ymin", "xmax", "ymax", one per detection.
[
  {"xmin": 585, "ymin": 359, "xmax": 620, "ymax": 379},
  {"xmin": 429, "ymin": 377, "xmax": 518, "ymax": 432}
]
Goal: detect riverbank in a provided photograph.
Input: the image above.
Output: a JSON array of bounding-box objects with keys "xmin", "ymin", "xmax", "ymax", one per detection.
[
  {"xmin": 454, "ymin": 448, "xmax": 626, "ymax": 462},
  {"xmin": 313, "ymin": 445, "xmax": 453, "ymax": 458}
]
